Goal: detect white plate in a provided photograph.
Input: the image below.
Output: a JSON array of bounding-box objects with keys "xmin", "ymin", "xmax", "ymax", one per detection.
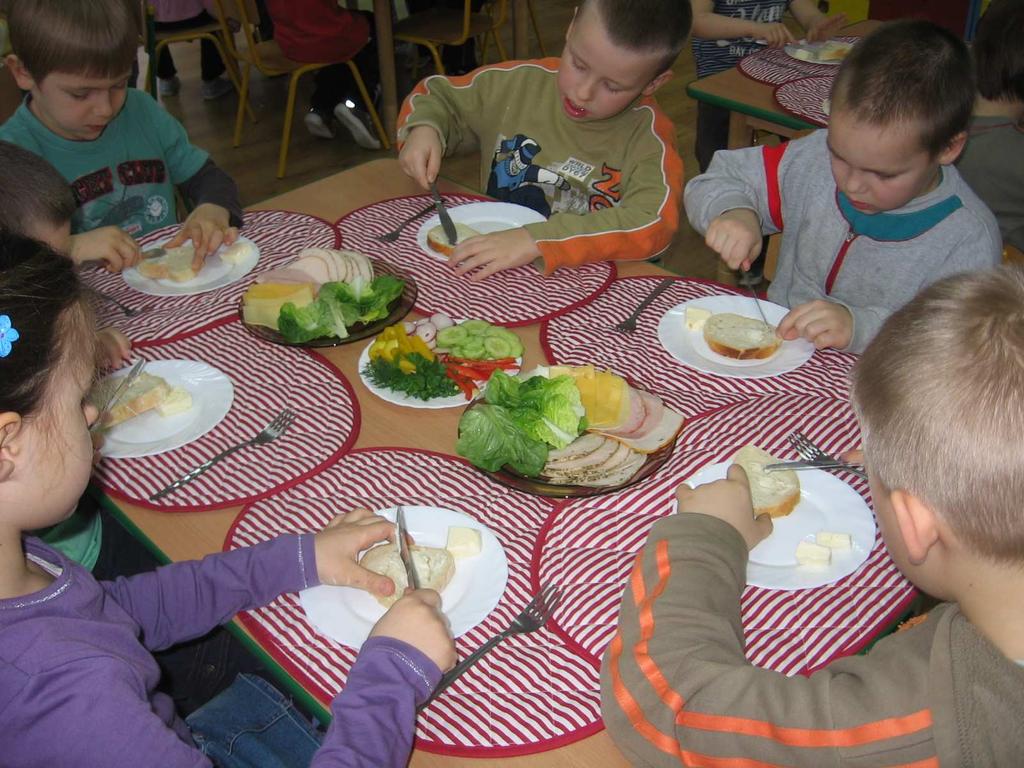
[
  {"xmin": 122, "ymin": 235, "xmax": 259, "ymax": 296},
  {"xmin": 784, "ymin": 40, "xmax": 850, "ymax": 65},
  {"xmin": 300, "ymin": 505, "xmax": 509, "ymax": 649},
  {"xmin": 356, "ymin": 322, "xmax": 521, "ymax": 409},
  {"xmin": 99, "ymin": 359, "xmax": 234, "ymax": 459},
  {"xmin": 683, "ymin": 461, "xmax": 875, "ymax": 590},
  {"xmin": 657, "ymin": 295, "xmax": 815, "ymax": 379},
  {"xmin": 416, "ymin": 202, "xmax": 547, "ymax": 261}
]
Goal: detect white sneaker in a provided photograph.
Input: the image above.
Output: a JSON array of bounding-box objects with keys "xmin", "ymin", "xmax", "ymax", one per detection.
[
  {"xmin": 303, "ymin": 109, "xmax": 336, "ymax": 139},
  {"xmin": 333, "ymin": 102, "xmax": 381, "ymax": 150},
  {"xmin": 157, "ymin": 76, "xmax": 180, "ymax": 96},
  {"xmin": 200, "ymin": 76, "xmax": 233, "ymax": 101}
]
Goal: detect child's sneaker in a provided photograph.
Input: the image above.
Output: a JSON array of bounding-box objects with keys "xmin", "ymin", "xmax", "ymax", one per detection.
[
  {"xmin": 157, "ymin": 76, "xmax": 180, "ymax": 96},
  {"xmin": 333, "ymin": 101, "xmax": 381, "ymax": 150},
  {"xmin": 200, "ymin": 76, "xmax": 233, "ymax": 101},
  {"xmin": 303, "ymin": 108, "xmax": 336, "ymax": 139}
]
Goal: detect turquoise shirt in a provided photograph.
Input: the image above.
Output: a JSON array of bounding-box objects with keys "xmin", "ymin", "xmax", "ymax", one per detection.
[{"xmin": 0, "ymin": 88, "xmax": 208, "ymax": 237}]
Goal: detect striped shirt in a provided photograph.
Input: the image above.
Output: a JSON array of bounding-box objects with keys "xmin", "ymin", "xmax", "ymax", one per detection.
[{"xmin": 692, "ymin": 0, "xmax": 791, "ymax": 78}]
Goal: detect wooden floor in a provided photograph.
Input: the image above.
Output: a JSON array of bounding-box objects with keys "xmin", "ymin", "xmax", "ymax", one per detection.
[{"xmin": 150, "ymin": 1, "xmax": 719, "ymax": 279}]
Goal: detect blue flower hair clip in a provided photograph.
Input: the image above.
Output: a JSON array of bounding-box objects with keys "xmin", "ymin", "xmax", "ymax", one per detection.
[{"xmin": 0, "ymin": 314, "xmax": 20, "ymax": 358}]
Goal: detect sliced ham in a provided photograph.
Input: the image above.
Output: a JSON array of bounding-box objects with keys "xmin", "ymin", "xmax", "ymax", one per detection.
[
  {"xmin": 544, "ymin": 435, "xmax": 619, "ymax": 472},
  {"xmin": 614, "ymin": 390, "xmax": 665, "ymax": 440},
  {"xmin": 603, "ymin": 387, "xmax": 646, "ymax": 436},
  {"xmin": 255, "ymin": 268, "xmax": 320, "ymax": 285},
  {"xmin": 292, "ymin": 249, "xmax": 351, "ymax": 284},
  {"xmin": 604, "ymin": 408, "xmax": 685, "ymax": 454}
]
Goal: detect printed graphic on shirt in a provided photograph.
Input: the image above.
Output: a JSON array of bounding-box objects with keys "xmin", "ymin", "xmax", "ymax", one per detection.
[
  {"xmin": 559, "ymin": 157, "xmax": 596, "ymax": 182},
  {"xmin": 487, "ymin": 134, "xmax": 572, "ymax": 217},
  {"xmin": 70, "ymin": 158, "xmax": 174, "ymax": 237}
]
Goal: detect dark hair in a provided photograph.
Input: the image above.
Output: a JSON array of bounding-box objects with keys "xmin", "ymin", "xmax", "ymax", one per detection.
[
  {"xmin": 7, "ymin": 0, "xmax": 140, "ymax": 81},
  {"xmin": 581, "ymin": 0, "xmax": 693, "ymax": 73},
  {"xmin": 831, "ymin": 20, "xmax": 975, "ymax": 156},
  {"xmin": 0, "ymin": 142, "xmax": 75, "ymax": 236},
  {"xmin": 0, "ymin": 231, "xmax": 92, "ymax": 418},
  {"xmin": 973, "ymin": 0, "xmax": 1024, "ymax": 102}
]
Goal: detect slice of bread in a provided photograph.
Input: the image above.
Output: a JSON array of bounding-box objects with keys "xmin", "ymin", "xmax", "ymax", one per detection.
[
  {"xmin": 426, "ymin": 223, "xmax": 481, "ymax": 256},
  {"xmin": 137, "ymin": 245, "xmax": 197, "ymax": 283},
  {"xmin": 359, "ymin": 542, "xmax": 455, "ymax": 607},
  {"xmin": 703, "ymin": 312, "xmax": 781, "ymax": 360},
  {"xmin": 732, "ymin": 445, "xmax": 801, "ymax": 519},
  {"xmin": 91, "ymin": 372, "xmax": 173, "ymax": 428}
]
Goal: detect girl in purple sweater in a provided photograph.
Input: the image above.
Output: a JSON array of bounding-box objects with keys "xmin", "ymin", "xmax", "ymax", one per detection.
[{"xmin": 0, "ymin": 231, "xmax": 456, "ymax": 766}]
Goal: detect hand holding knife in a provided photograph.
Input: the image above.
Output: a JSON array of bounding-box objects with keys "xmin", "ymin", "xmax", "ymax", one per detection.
[
  {"xmin": 430, "ymin": 180, "xmax": 459, "ymax": 247},
  {"xmin": 395, "ymin": 506, "xmax": 421, "ymax": 590}
]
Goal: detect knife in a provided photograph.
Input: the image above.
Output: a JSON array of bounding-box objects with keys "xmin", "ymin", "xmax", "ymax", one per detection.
[
  {"xmin": 430, "ymin": 181, "xmax": 458, "ymax": 247},
  {"xmin": 395, "ymin": 506, "xmax": 421, "ymax": 590},
  {"xmin": 765, "ymin": 459, "xmax": 863, "ymax": 473}
]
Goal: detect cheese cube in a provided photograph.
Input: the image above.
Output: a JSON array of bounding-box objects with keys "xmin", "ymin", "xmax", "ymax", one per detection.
[
  {"xmin": 685, "ymin": 307, "xmax": 712, "ymax": 331},
  {"xmin": 155, "ymin": 386, "xmax": 193, "ymax": 417},
  {"xmin": 795, "ymin": 540, "xmax": 832, "ymax": 567},
  {"xmin": 815, "ymin": 531, "xmax": 852, "ymax": 549},
  {"xmin": 446, "ymin": 527, "xmax": 482, "ymax": 560}
]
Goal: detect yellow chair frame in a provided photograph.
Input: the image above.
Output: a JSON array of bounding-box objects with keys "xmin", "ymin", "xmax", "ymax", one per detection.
[
  {"xmin": 395, "ymin": 0, "xmax": 508, "ymax": 76},
  {"xmin": 215, "ymin": 0, "xmax": 389, "ymax": 178}
]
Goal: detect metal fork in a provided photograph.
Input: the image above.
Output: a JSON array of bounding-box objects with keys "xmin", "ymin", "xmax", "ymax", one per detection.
[
  {"xmin": 149, "ymin": 409, "xmax": 296, "ymax": 500},
  {"xmin": 90, "ymin": 288, "xmax": 145, "ymax": 318},
  {"xmin": 419, "ymin": 583, "xmax": 562, "ymax": 709},
  {"xmin": 788, "ymin": 430, "xmax": 868, "ymax": 481},
  {"xmin": 614, "ymin": 278, "xmax": 674, "ymax": 332},
  {"xmin": 376, "ymin": 202, "xmax": 437, "ymax": 242}
]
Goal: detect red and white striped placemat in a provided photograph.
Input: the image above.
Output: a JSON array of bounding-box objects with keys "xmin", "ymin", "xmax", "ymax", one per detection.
[
  {"xmin": 336, "ymin": 195, "xmax": 615, "ymax": 326},
  {"xmin": 738, "ymin": 36, "xmax": 858, "ymax": 86},
  {"xmin": 540, "ymin": 276, "xmax": 858, "ymax": 419},
  {"xmin": 84, "ymin": 210, "xmax": 339, "ymax": 343},
  {"xmin": 93, "ymin": 317, "xmax": 359, "ymax": 512},
  {"xmin": 775, "ymin": 75, "xmax": 832, "ymax": 128},
  {"xmin": 534, "ymin": 392, "xmax": 916, "ymax": 677},
  {"xmin": 225, "ymin": 448, "xmax": 610, "ymax": 758}
]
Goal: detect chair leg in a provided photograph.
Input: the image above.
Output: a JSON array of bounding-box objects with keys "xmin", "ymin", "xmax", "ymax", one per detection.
[
  {"xmin": 491, "ymin": 30, "xmax": 507, "ymax": 62},
  {"xmin": 528, "ymin": 0, "xmax": 546, "ymax": 57},
  {"xmin": 277, "ymin": 72, "xmax": 303, "ymax": 178},
  {"xmin": 347, "ymin": 61, "xmax": 390, "ymax": 150},
  {"xmin": 233, "ymin": 63, "xmax": 252, "ymax": 148},
  {"xmin": 206, "ymin": 34, "xmax": 256, "ymax": 123},
  {"xmin": 150, "ymin": 40, "xmax": 172, "ymax": 99},
  {"xmin": 479, "ymin": 33, "xmax": 489, "ymax": 65},
  {"xmin": 426, "ymin": 43, "xmax": 446, "ymax": 76}
]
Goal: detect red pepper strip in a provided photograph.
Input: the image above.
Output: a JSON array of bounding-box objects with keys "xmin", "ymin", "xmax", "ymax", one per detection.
[
  {"xmin": 448, "ymin": 363, "xmax": 492, "ymax": 380},
  {"xmin": 445, "ymin": 369, "xmax": 477, "ymax": 400},
  {"xmin": 446, "ymin": 356, "xmax": 518, "ymax": 369}
]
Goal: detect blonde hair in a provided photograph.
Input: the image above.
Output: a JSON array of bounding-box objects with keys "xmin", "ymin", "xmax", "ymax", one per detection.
[
  {"xmin": 853, "ymin": 266, "xmax": 1024, "ymax": 563},
  {"xmin": 8, "ymin": 0, "xmax": 140, "ymax": 81}
]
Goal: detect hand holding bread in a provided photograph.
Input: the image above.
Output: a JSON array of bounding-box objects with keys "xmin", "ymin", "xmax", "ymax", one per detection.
[
  {"xmin": 313, "ymin": 508, "xmax": 398, "ymax": 600},
  {"xmin": 370, "ymin": 589, "xmax": 457, "ymax": 672},
  {"xmin": 450, "ymin": 226, "xmax": 542, "ymax": 281},
  {"xmin": 778, "ymin": 299, "xmax": 853, "ymax": 350},
  {"xmin": 705, "ymin": 209, "xmax": 763, "ymax": 271},
  {"xmin": 676, "ymin": 463, "xmax": 774, "ymax": 550},
  {"xmin": 399, "ymin": 125, "xmax": 444, "ymax": 190},
  {"xmin": 165, "ymin": 203, "xmax": 238, "ymax": 270}
]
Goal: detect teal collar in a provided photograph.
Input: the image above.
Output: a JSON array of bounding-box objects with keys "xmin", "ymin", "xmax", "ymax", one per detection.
[{"xmin": 836, "ymin": 191, "xmax": 963, "ymax": 241}]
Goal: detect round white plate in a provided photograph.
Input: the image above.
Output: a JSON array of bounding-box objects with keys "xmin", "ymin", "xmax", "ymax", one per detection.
[
  {"xmin": 99, "ymin": 359, "xmax": 234, "ymax": 459},
  {"xmin": 356, "ymin": 327, "xmax": 521, "ymax": 409},
  {"xmin": 657, "ymin": 295, "xmax": 815, "ymax": 379},
  {"xmin": 682, "ymin": 461, "xmax": 875, "ymax": 590},
  {"xmin": 122, "ymin": 235, "xmax": 259, "ymax": 296},
  {"xmin": 784, "ymin": 41, "xmax": 849, "ymax": 65},
  {"xmin": 300, "ymin": 505, "xmax": 509, "ymax": 649},
  {"xmin": 416, "ymin": 202, "xmax": 547, "ymax": 261}
]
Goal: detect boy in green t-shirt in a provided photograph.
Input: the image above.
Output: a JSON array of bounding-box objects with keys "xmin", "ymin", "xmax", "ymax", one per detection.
[{"xmin": 1, "ymin": 0, "xmax": 243, "ymax": 275}]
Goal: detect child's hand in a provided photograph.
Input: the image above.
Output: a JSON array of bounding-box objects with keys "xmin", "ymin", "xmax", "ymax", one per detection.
[
  {"xmin": 676, "ymin": 464, "xmax": 773, "ymax": 550},
  {"xmin": 450, "ymin": 228, "xmax": 542, "ymax": 281},
  {"xmin": 399, "ymin": 125, "xmax": 444, "ymax": 190},
  {"xmin": 69, "ymin": 227, "xmax": 141, "ymax": 272},
  {"xmin": 166, "ymin": 203, "xmax": 238, "ymax": 271},
  {"xmin": 369, "ymin": 589, "xmax": 457, "ymax": 672},
  {"xmin": 95, "ymin": 328, "xmax": 132, "ymax": 369},
  {"xmin": 806, "ymin": 13, "xmax": 847, "ymax": 43},
  {"xmin": 778, "ymin": 299, "xmax": 853, "ymax": 349},
  {"xmin": 314, "ymin": 508, "xmax": 398, "ymax": 599},
  {"xmin": 757, "ymin": 22, "xmax": 795, "ymax": 48},
  {"xmin": 705, "ymin": 209, "xmax": 762, "ymax": 270}
]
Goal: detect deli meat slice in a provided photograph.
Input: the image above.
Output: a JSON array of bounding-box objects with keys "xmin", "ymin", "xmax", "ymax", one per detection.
[
  {"xmin": 603, "ymin": 387, "xmax": 646, "ymax": 436},
  {"xmin": 255, "ymin": 268, "xmax": 319, "ymax": 285},
  {"xmin": 544, "ymin": 435, "xmax": 620, "ymax": 473},
  {"xmin": 606, "ymin": 407, "xmax": 684, "ymax": 454}
]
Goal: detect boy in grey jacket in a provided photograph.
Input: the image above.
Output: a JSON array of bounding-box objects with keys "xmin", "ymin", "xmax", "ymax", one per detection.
[
  {"xmin": 602, "ymin": 266, "xmax": 1024, "ymax": 766},
  {"xmin": 685, "ymin": 20, "xmax": 1002, "ymax": 353}
]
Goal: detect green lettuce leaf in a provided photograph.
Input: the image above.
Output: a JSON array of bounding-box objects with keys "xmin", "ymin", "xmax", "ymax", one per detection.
[{"xmin": 456, "ymin": 403, "xmax": 549, "ymax": 476}]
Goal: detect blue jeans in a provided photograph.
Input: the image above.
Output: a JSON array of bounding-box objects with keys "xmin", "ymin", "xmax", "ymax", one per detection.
[{"xmin": 186, "ymin": 674, "xmax": 322, "ymax": 768}]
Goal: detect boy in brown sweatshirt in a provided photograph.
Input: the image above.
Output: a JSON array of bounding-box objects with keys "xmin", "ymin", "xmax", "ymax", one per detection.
[{"xmin": 602, "ymin": 266, "xmax": 1024, "ymax": 766}]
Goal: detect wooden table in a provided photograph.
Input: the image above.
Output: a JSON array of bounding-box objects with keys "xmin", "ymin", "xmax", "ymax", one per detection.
[
  {"xmin": 106, "ymin": 157, "xmax": 638, "ymax": 768},
  {"xmin": 374, "ymin": 0, "xmax": 533, "ymax": 141}
]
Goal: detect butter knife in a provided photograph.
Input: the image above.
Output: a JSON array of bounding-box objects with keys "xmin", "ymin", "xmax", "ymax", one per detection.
[
  {"xmin": 395, "ymin": 506, "xmax": 421, "ymax": 590},
  {"xmin": 738, "ymin": 270, "xmax": 772, "ymax": 327},
  {"xmin": 430, "ymin": 181, "xmax": 458, "ymax": 247},
  {"xmin": 765, "ymin": 459, "xmax": 868, "ymax": 480},
  {"xmin": 90, "ymin": 359, "xmax": 146, "ymax": 433}
]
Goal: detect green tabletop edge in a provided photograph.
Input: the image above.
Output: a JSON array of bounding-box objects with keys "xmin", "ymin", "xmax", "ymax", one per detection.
[{"xmin": 686, "ymin": 79, "xmax": 815, "ymax": 132}]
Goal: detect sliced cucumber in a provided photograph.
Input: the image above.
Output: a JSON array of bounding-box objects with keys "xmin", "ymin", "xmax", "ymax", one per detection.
[
  {"xmin": 459, "ymin": 319, "xmax": 490, "ymax": 335},
  {"xmin": 460, "ymin": 338, "xmax": 486, "ymax": 359},
  {"xmin": 436, "ymin": 325, "xmax": 468, "ymax": 347},
  {"xmin": 484, "ymin": 336, "xmax": 514, "ymax": 358}
]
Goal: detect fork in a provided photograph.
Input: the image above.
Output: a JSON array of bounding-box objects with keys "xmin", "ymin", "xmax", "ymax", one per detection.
[
  {"xmin": 419, "ymin": 583, "xmax": 562, "ymax": 709},
  {"xmin": 91, "ymin": 288, "xmax": 146, "ymax": 318},
  {"xmin": 148, "ymin": 409, "xmax": 296, "ymax": 500},
  {"xmin": 788, "ymin": 430, "xmax": 868, "ymax": 481},
  {"xmin": 376, "ymin": 202, "xmax": 438, "ymax": 242},
  {"xmin": 614, "ymin": 278, "xmax": 674, "ymax": 332}
]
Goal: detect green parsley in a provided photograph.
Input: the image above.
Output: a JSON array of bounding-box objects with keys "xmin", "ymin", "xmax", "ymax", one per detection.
[{"xmin": 362, "ymin": 354, "xmax": 459, "ymax": 400}]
